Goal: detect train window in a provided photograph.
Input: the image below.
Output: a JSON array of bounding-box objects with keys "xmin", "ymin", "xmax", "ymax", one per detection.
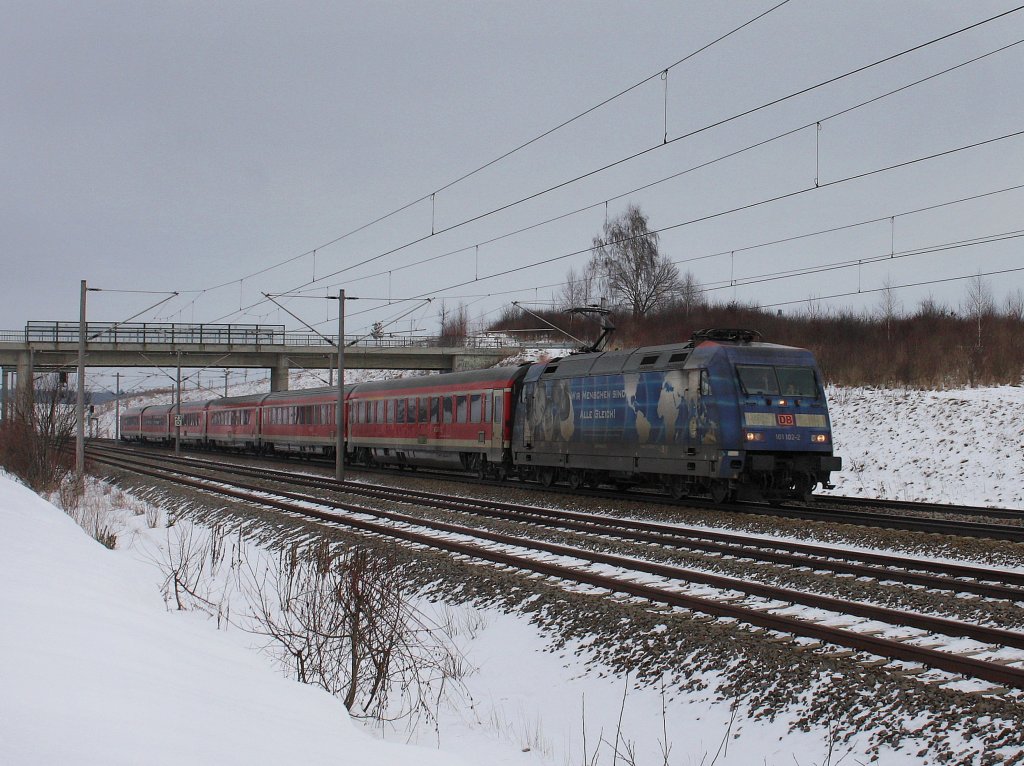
[
  {"xmin": 775, "ymin": 367, "xmax": 818, "ymax": 397},
  {"xmin": 482, "ymin": 392, "xmax": 490, "ymax": 423},
  {"xmin": 736, "ymin": 365, "xmax": 779, "ymax": 395},
  {"xmin": 493, "ymin": 393, "xmax": 503, "ymax": 424},
  {"xmin": 418, "ymin": 397, "xmax": 428, "ymax": 423},
  {"xmin": 700, "ymin": 370, "xmax": 712, "ymax": 397},
  {"xmin": 669, "ymin": 352, "xmax": 688, "ymax": 364},
  {"xmin": 430, "ymin": 397, "xmax": 439, "ymax": 423},
  {"xmin": 470, "ymin": 394, "xmax": 481, "ymax": 423},
  {"xmin": 640, "ymin": 355, "xmax": 659, "ymax": 366},
  {"xmin": 397, "ymin": 398, "xmax": 407, "ymax": 424},
  {"xmin": 443, "ymin": 396, "xmax": 453, "ymax": 424},
  {"xmin": 456, "ymin": 396, "xmax": 467, "ymax": 423}
]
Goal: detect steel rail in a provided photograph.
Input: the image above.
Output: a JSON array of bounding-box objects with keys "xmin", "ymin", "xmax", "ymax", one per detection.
[
  {"xmin": 822, "ymin": 494, "xmax": 1024, "ymax": 520},
  {"xmin": 89, "ymin": 444, "xmax": 1024, "ymax": 599},
  {"xmin": 90, "ymin": 449, "xmax": 1024, "ymax": 690}
]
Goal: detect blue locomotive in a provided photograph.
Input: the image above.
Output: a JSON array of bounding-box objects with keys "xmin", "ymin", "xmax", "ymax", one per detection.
[{"xmin": 511, "ymin": 329, "xmax": 841, "ymax": 501}]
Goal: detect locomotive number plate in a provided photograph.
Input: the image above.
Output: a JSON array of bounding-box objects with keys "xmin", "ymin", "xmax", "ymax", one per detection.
[{"xmin": 776, "ymin": 413, "xmax": 795, "ymax": 427}]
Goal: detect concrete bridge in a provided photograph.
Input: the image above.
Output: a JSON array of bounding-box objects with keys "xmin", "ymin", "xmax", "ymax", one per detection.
[{"xmin": 0, "ymin": 321, "xmax": 529, "ymax": 403}]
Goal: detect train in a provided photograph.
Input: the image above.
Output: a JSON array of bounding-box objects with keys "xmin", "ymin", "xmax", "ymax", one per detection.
[{"xmin": 120, "ymin": 329, "xmax": 841, "ymax": 501}]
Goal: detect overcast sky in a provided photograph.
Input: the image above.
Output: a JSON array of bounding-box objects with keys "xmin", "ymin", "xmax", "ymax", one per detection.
[{"xmin": 3, "ymin": 1, "xmax": 1023, "ymax": 359}]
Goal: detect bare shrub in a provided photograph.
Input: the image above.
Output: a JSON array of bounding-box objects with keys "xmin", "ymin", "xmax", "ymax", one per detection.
[
  {"xmin": 57, "ymin": 484, "xmax": 117, "ymax": 549},
  {"xmin": 438, "ymin": 302, "xmax": 470, "ymax": 346},
  {"xmin": 246, "ymin": 543, "xmax": 469, "ymax": 721},
  {"xmin": 0, "ymin": 374, "xmax": 80, "ymax": 493},
  {"xmin": 160, "ymin": 522, "xmax": 219, "ymax": 614}
]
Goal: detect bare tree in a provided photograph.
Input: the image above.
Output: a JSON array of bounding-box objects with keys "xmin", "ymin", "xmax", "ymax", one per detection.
[
  {"xmin": 676, "ymin": 270, "xmax": 704, "ymax": 315},
  {"xmin": 963, "ymin": 272, "xmax": 995, "ymax": 349},
  {"xmin": 876, "ymin": 278, "xmax": 902, "ymax": 342},
  {"xmin": 588, "ymin": 205, "xmax": 680, "ymax": 318},
  {"xmin": 558, "ymin": 265, "xmax": 597, "ymax": 311}
]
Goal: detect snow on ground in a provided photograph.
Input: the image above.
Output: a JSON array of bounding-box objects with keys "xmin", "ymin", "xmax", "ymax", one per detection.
[
  {"xmin": 1, "ymin": 472, "xmax": 932, "ymax": 766},
  {"xmin": 0, "ymin": 473, "xmax": 471, "ymax": 766},
  {"xmin": 7, "ymin": 377, "xmax": 1021, "ymax": 763},
  {"xmin": 826, "ymin": 384, "xmax": 1024, "ymax": 508}
]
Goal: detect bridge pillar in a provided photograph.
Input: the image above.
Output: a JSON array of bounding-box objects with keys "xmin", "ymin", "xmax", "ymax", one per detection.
[
  {"xmin": 15, "ymin": 350, "xmax": 32, "ymax": 406},
  {"xmin": 270, "ymin": 356, "xmax": 289, "ymax": 392}
]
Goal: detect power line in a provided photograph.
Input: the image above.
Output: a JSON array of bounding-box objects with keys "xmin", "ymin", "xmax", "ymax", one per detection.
[
  {"xmin": 761, "ymin": 263, "xmax": 1024, "ymax": 310},
  {"xmin": 382, "ymin": 128, "xmax": 1024, "ymax": 305},
  {"xmin": 211, "ymin": 8, "xmax": 1024, "ymax": 323},
  {"xmin": 700, "ymin": 229, "xmax": 1024, "ymax": 292},
  {"xmin": 284, "ymin": 37, "xmax": 1024, "ymax": 300},
  {"xmin": 367, "ymin": 181, "xmax": 1024, "ymax": 307},
  {"xmin": 184, "ymin": 2, "xmax": 794, "ymax": 300},
  {"xmin": 211, "ymin": 124, "xmax": 1024, "ymax": 332}
]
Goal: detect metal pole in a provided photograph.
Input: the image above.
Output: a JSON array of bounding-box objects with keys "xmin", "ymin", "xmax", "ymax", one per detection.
[
  {"xmin": 76, "ymin": 279, "xmax": 86, "ymax": 482},
  {"xmin": 1, "ymin": 366, "xmax": 7, "ymax": 423},
  {"xmin": 175, "ymin": 351, "xmax": 181, "ymax": 455},
  {"xmin": 114, "ymin": 372, "xmax": 120, "ymax": 441},
  {"xmin": 224, "ymin": 369, "xmax": 229, "ymax": 397},
  {"xmin": 335, "ymin": 288, "xmax": 345, "ymax": 483}
]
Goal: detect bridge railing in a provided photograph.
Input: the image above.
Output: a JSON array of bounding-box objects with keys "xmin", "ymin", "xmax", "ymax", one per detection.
[
  {"xmin": 24, "ymin": 321, "xmax": 287, "ymax": 346},
  {"xmin": 11, "ymin": 322, "xmax": 529, "ymax": 350}
]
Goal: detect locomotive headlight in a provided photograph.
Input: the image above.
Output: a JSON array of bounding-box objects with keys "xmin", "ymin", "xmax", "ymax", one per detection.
[
  {"xmin": 811, "ymin": 433, "xmax": 829, "ymax": 444},
  {"xmin": 777, "ymin": 399, "xmax": 787, "ymax": 406},
  {"xmin": 745, "ymin": 431, "xmax": 764, "ymax": 442}
]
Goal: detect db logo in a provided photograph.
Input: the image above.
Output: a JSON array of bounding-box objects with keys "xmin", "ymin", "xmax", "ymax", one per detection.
[{"xmin": 776, "ymin": 413, "xmax": 795, "ymax": 427}]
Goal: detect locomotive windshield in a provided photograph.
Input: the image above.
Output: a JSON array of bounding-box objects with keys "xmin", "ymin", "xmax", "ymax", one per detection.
[{"xmin": 737, "ymin": 365, "xmax": 818, "ymax": 397}]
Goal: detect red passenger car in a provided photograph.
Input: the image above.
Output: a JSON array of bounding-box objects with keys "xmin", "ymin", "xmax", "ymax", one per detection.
[
  {"xmin": 347, "ymin": 368, "xmax": 529, "ymax": 478},
  {"xmin": 260, "ymin": 387, "xmax": 347, "ymax": 457},
  {"xmin": 139, "ymin": 404, "xmax": 173, "ymax": 444},
  {"xmin": 119, "ymin": 407, "xmax": 143, "ymax": 441},
  {"xmin": 206, "ymin": 393, "xmax": 262, "ymax": 451},
  {"xmin": 177, "ymin": 399, "xmax": 211, "ymax": 447}
]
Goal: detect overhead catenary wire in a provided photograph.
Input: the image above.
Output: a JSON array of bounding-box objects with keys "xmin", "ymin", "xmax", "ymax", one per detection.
[
  {"xmin": 760, "ymin": 263, "xmax": 1024, "ymax": 310},
  {"xmin": 178, "ymin": 1, "xmax": 795, "ymax": 302},
  {"xmin": 211, "ymin": 125, "xmax": 1024, "ymax": 334},
  {"xmin": 282, "ymin": 35, "xmax": 1024, "ymax": 301},
  {"xmin": 374, "ymin": 179, "xmax": 1024, "ymax": 307},
  {"xmin": 206, "ymin": 15, "xmax": 1024, "ymax": 326},
  {"xmin": 365, "ymin": 128, "xmax": 1024, "ymax": 308}
]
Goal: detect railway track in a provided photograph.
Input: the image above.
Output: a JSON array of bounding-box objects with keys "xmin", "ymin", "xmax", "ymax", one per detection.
[
  {"xmin": 89, "ymin": 443, "xmax": 1024, "ymax": 695},
  {"xmin": 96, "ymin": 439, "xmax": 1024, "ymax": 539}
]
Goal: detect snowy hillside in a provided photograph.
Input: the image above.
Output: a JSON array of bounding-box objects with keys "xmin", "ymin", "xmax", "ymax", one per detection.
[
  {"xmin": 825, "ymin": 385, "xmax": 1024, "ymax": 508},
  {"xmin": 2, "ymin": 380, "xmax": 1023, "ymax": 764}
]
